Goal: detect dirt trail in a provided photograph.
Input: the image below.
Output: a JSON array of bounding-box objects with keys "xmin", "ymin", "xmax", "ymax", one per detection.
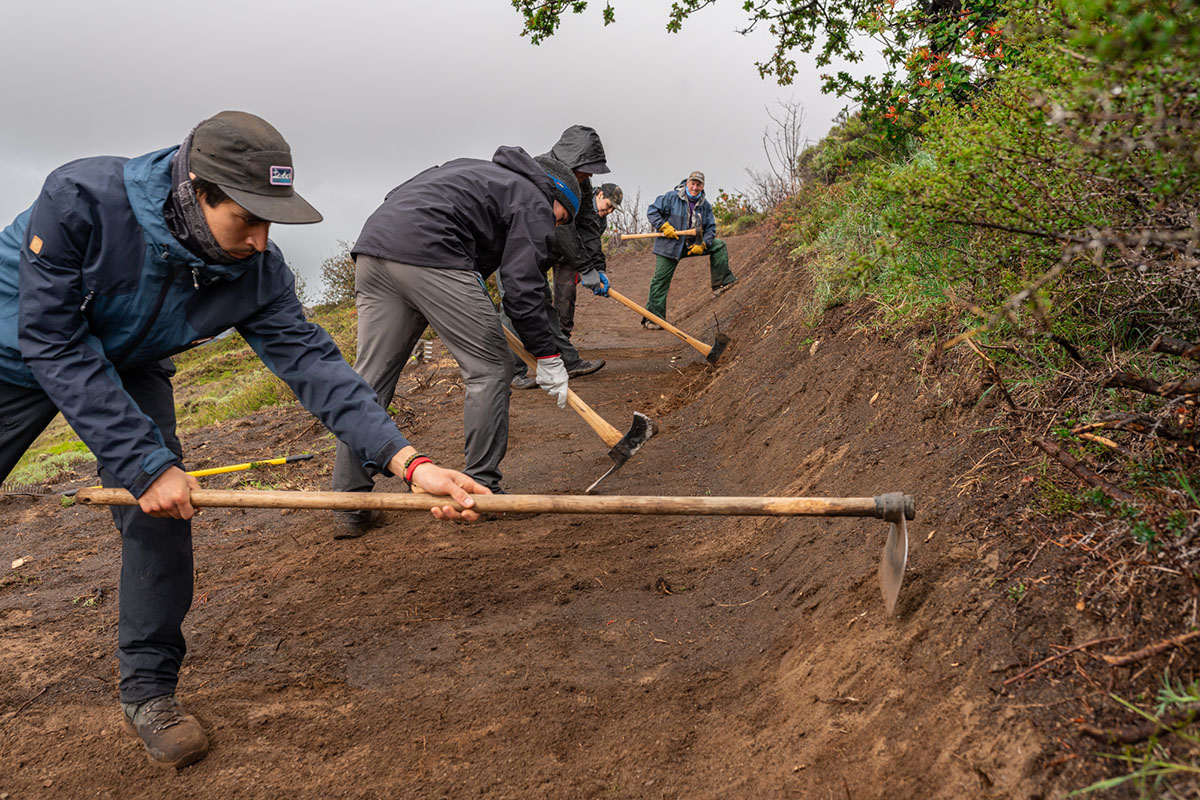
[{"xmin": 1, "ymin": 229, "xmax": 1063, "ymax": 798}]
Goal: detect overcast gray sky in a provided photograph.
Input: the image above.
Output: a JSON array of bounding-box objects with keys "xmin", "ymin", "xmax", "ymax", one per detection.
[{"xmin": 0, "ymin": 0, "xmax": 877, "ymax": 290}]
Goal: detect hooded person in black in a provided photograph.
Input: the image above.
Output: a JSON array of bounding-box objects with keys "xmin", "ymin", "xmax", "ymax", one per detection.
[
  {"xmin": 503, "ymin": 125, "xmax": 613, "ymax": 389},
  {"xmin": 331, "ymin": 147, "xmax": 580, "ymax": 515}
]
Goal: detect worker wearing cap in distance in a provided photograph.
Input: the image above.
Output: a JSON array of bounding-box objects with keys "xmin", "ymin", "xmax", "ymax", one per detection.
[
  {"xmin": 504, "ymin": 124, "xmax": 612, "ymax": 390},
  {"xmin": 642, "ymin": 170, "xmax": 738, "ymax": 329},
  {"xmin": 331, "ymin": 147, "xmax": 579, "ymax": 515},
  {"xmin": 0, "ymin": 111, "xmax": 487, "ymax": 770},
  {"xmin": 509, "ymin": 181, "xmax": 623, "ymax": 389},
  {"xmin": 555, "ymin": 181, "xmax": 622, "ymax": 335}
]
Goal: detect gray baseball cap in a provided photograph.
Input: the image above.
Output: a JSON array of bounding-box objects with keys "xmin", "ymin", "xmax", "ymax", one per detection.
[{"xmin": 189, "ymin": 111, "xmax": 322, "ymax": 224}]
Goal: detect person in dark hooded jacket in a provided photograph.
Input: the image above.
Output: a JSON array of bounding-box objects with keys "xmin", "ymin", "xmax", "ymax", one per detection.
[
  {"xmin": 0, "ymin": 111, "xmax": 486, "ymax": 770},
  {"xmin": 504, "ymin": 125, "xmax": 613, "ymax": 389},
  {"xmin": 331, "ymin": 147, "xmax": 579, "ymax": 506},
  {"xmin": 642, "ymin": 170, "xmax": 738, "ymax": 326}
]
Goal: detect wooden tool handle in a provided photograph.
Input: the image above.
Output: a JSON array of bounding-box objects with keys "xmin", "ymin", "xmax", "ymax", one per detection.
[
  {"xmin": 618, "ymin": 229, "xmax": 698, "ymax": 240},
  {"xmin": 75, "ymin": 488, "xmax": 914, "ymax": 519},
  {"xmin": 502, "ymin": 326, "xmax": 623, "ymax": 446},
  {"xmin": 606, "ymin": 288, "xmax": 713, "ymax": 356}
]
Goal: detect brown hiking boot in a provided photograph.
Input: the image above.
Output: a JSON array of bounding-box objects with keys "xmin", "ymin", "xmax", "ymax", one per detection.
[{"xmin": 122, "ymin": 694, "xmax": 209, "ymax": 769}]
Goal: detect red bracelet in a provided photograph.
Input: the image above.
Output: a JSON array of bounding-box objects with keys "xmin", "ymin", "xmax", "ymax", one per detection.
[{"xmin": 404, "ymin": 456, "xmax": 433, "ymax": 485}]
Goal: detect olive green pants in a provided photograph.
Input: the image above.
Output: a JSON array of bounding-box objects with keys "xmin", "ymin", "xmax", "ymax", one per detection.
[{"xmin": 645, "ymin": 238, "xmax": 734, "ymax": 319}]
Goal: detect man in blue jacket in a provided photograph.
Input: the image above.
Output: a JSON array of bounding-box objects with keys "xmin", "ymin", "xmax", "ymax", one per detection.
[
  {"xmin": 0, "ymin": 111, "xmax": 487, "ymax": 769},
  {"xmin": 643, "ymin": 170, "xmax": 738, "ymax": 327}
]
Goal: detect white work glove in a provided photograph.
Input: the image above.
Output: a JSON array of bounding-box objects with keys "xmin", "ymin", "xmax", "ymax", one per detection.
[{"xmin": 535, "ymin": 355, "xmax": 569, "ymax": 408}]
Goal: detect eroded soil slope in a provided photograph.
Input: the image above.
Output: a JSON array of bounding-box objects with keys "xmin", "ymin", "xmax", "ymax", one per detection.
[{"xmin": 2, "ymin": 229, "xmax": 1061, "ymax": 798}]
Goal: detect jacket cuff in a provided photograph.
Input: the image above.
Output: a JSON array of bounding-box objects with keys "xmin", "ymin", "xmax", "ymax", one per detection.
[
  {"xmin": 369, "ymin": 436, "xmax": 410, "ymax": 478},
  {"xmin": 128, "ymin": 447, "xmax": 184, "ymax": 499}
]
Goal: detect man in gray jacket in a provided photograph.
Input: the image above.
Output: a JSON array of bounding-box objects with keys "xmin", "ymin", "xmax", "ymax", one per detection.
[{"xmin": 332, "ymin": 147, "xmax": 579, "ymax": 515}]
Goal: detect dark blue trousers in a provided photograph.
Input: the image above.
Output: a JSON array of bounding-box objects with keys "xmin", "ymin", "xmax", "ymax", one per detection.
[{"xmin": 0, "ymin": 361, "xmax": 191, "ymax": 704}]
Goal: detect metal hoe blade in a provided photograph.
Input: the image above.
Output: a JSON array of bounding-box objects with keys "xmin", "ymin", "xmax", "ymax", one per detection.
[
  {"xmin": 585, "ymin": 412, "xmax": 658, "ymax": 494},
  {"xmin": 879, "ymin": 515, "xmax": 909, "ymax": 615},
  {"xmin": 706, "ymin": 333, "xmax": 731, "ymax": 365}
]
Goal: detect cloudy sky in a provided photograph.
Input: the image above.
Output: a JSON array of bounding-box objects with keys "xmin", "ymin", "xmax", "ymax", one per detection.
[{"xmin": 0, "ymin": 0, "xmax": 877, "ymax": 290}]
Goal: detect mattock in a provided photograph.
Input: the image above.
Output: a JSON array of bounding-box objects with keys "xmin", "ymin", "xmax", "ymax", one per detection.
[
  {"xmin": 606, "ymin": 287, "xmax": 730, "ymax": 365},
  {"xmin": 76, "ymin": 489, "xmax": 915, "ymax": 613},
  {"xmin": 502, "ymin": 326, "xmax": 658, "ymax": 493}
]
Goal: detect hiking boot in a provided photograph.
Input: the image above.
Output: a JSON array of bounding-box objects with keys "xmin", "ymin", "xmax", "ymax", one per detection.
[
  {"xmin": 641, "ymin": 319, "xmax": 663, "ymax": 331},
  {"xmin": 567, "ymin": 359, "xmax": 606, "ymax": 378},
  {"xmin": 712, "ymin": 278, "xmax": 739, "ymax": 297},
  {"xmin": 121, "ymin": 694, "xmax": 209, "ymax": 769},
  {"xmin": 332, "ymin": 508, "xmax": 380, "ymax": 539},
  {"xmin": 511, "ymin": 374, "xmax": 538, "ymax": 390}
]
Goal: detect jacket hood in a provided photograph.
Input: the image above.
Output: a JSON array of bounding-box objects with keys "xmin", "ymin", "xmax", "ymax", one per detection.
[
  {"xmin": 124, "ymin": 146, "xmax": 260, "ymax": 282},
  {"xmin": 547, "ymin": 125, "xmax": 607, "ymax": 172},
  {"xmin": 493, "ymin": 145, "xmax": 557, "ymax": 207}
]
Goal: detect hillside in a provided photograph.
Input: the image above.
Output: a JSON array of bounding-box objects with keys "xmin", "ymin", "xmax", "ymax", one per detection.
[{"xmin": 2, "ymin": 227, "xmax": 1160, "ymax": 797}]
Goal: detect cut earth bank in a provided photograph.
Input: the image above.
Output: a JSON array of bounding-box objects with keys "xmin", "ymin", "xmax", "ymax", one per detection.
[{"xmin": 2, "ymin": 227, "xmax": 1090, "ymax": 798}]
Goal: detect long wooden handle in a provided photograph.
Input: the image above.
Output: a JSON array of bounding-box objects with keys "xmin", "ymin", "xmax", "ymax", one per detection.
[
  {"xmin": 74, "ymin": 488, "xmax": 913, "ymax": 519},
  {"xmin": 619, "ymin": 228, "xmax": 698, "ymax": 240},
  {"xmin": 502, "ymin": 326, "xmax": 623, "ymax": 446},
  {"xmin": 606, "ymin": 288, "xmax": 712, "ymax": 356}
]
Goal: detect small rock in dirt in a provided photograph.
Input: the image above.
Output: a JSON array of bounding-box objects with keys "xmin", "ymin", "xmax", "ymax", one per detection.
[
  {"xmin": 10, "ymin": 556, "xmax": 31, "ymax": 569},
  {"xmin": 809, "ymin": 340, "xmax": 821, "ymax": 355}
]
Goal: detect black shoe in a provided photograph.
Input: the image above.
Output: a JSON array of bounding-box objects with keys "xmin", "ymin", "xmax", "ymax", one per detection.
[
  {"xmin": 511, "ymin": 374, "xmax": 538, "ymax": 390},
  {"xmin": 641, "ymin": 319, "xmax": 663, "ymax": 331},
  {"xmin": 122, "ymin": 694, "xmax": 209, "ymax": 769},
  {"xmin": 332, "ymin": 508, "xmax": 380, "ymax": 539},
  {"xmin": 567, "ymin": 359, "xmax": 605, "ymax": 378},
  {"xmin": 712, "ymin": 278, "xmax": 739, "ymax": 296}
]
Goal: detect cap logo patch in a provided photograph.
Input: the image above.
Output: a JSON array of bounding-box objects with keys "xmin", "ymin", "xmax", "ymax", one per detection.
[
  {"xmin": 29, "ymin": 235, "xmax": 43, "ymax": 255},
  {"xmin": 269, "ymin": 166, "xmax": 293, "ymax": 186}
]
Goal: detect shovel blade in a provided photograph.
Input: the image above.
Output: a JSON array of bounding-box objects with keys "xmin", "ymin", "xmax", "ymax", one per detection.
[{"xmin": 878, "ymin": 515, "xmax": 909, "ymax": 615}]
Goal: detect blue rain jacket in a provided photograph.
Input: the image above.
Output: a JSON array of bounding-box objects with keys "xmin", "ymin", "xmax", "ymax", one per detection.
[
  {"xmin": 0, "ymin": 147, "xmax": 409, "ymax": 496},
  {"xmin": 646, "ymin": 181, "xmax": 717, "ymax": 261}
]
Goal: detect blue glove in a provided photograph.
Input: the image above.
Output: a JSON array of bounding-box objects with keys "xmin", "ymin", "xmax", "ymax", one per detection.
[{"xmin": 580, "ymin": 269, "xmax": 609, "ymax": 297}]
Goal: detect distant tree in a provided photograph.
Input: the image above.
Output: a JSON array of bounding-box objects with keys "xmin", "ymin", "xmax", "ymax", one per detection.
[
  {"xmin": 320, "ymin": 240, "xmax": 356, "ymax": 306},
  {"xmin": 744, "ymin": 98, "xmax": 809, "ymax": 209},
  {"xmin": 287, "ymin": 262, "xmax": 313, "ymax": 309},
  {"xmin": 603, "ymin": 188, "xmax": 648, "ymax": 254}
]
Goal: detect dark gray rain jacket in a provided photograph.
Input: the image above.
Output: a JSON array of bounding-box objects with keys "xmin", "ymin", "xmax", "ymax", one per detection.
[{"xmin": 351, "ymin": 146, "xmax": 560, "ymax": 358}]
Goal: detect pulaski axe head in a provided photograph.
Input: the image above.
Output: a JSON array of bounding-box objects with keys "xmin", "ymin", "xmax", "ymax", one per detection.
[
  {"xmin": 585, "ymin": 412, "xmax": 659, "ymax": 494},
  {"xmin": 874, "ymin": 492, "xmax": 914, "ymax": 615},
  {"xmin": 706, "ymin": 333, "xmax": 731, "ymax": 365}
]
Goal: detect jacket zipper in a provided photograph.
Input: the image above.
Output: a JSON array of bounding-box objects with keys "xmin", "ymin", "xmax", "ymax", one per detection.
[{"xmin": 109, "ymin": 256, "xmax": 191, "ymax": 365}]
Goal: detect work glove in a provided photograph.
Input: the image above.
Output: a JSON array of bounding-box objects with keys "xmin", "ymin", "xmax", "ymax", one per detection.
[
  {"xmin": 535, "ymin": 355, "xmax": 569, "ymax": 408},
  {"xmin": 658, "ymin": 222, "xmax": 678, "ymax": 239},
  {"xmin": 687, "ymin": 243, "xmax": 707, "ymax": 256},
  {"xmin": 579, "ymin": 269, "xmax": 609, "ymax": 297}
]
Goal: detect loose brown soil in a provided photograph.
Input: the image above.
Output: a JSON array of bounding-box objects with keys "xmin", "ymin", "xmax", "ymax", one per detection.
[{"xmin": 1, "ymin": 230, "xmax": 1099, "ymax": 798}]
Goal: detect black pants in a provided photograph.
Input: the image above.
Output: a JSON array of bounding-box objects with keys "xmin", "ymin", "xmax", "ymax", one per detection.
[{"xmin": 0, "ymin": 362, "xmax": 191, "ymax": 704}]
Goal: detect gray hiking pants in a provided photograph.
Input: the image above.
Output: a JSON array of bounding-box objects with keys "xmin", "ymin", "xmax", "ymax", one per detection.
[{"xmin": 331, "ymin": 256, "xmax": 512, "ymax": 492}]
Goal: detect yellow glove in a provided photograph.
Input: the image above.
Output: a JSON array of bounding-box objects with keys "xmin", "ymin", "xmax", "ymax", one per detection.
[
  {"xmin": 688, "ymin": 243, "xmax": 706, "ymax": 256},
  {"xmin": 659, "ymin": 222, "xmax": 678, "ymax": 239}
]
